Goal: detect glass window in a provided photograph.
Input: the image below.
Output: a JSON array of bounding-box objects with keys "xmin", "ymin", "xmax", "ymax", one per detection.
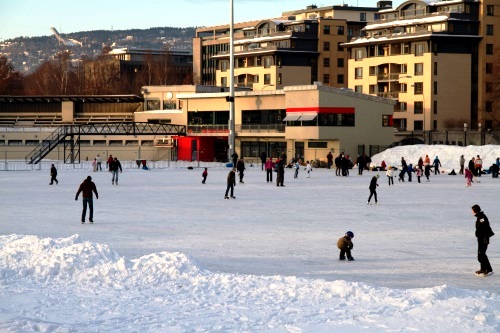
[
  {"xmin": 355, "ymin": 85, "xmax": 363, "ymax": 93},
  {"xmin": 433, "ymin": 100, "xmax": 438, "ymax": 114},
  {"xmin": 338, "ymin": 42, "xmax": 343, "ymax": 52},
  {"xmin": 147, "ymin": 100, "xmax": 160, "ymax": 110},
  {"xmin": 433, "ymin": 81, "xmax": 438, "ymax": 95},
  {"xmin": 414, "ymin": 82, "xmax": 423, "ymax": 94},
  {"xmin": 354, "ymin": 49, "xmax": 364, "ymax": 60},
  {"xmin": 486, "ymin": 44, "xmax": 494, "ymax": 55},
  {"xmin": 434, "ymin": 62, "xmax": 438, "ymax": 75},
  {"xmin": 486, "ymin": 101, "xmax": 493, "ymax": 112},
  {"xmin": 415, "ymin": 63, "xmax": 423, "ymax": 75},
  {"xmin": 486, "ymin": 63, "xmax": 493, "ymax": 74},
  {"xmin": 221, "ymin": 77, "xmax": 227, "ymax": 87},
  {"xmin": 337, "ymin": 26, "xmax": 344, "ymax": 35},
  {"xmin": 264, "ymin": 74, "xmax": 271, "ymax": 85},
  {"xmin": 323, "ymin": 74, "xmax": 330, "ymax": 84},
  {"xmin": 487, "ymin": 25, "xmax": 494, "ymax": 35},
  {"xmin": 324, "ymin": 42, "xmax": 330, "ymax": 51},
  {"xmin": 324, "ymin": 25, "xmax": 330, "ymax": 35},
  {"xmin": 337, "ymin": 74, "xmax": 344, "ymax": 84},
  {"xmin": 486, "ymin": 82, "xmax": 493, "ymax": 92},
  {"xmin": 487, "ymin": 5, "xmax": 494, "ymax": 16},
  {"xmin": 415, "ymin": 43, "xmax": 425, "ymax": 56},
  {"xmin": 278, "ymin": 73, "xmax": 282, "ymax": 84},
  {"xmin": 360, "ymin": 12, "xmax": 366, "ymax": 21},
  {"xmin": 355, "ymin": 67, "xmax": 363, "ymax": 79},
  {"xmin": 308, "ymin": 142, "xmax": 328, "ymax": 148},
  {"xmin": 323, "ymin": 58, "xmax": 330, "ymax": 67},
  {"xmin": 382, "ymin": 115, "xmax": 392, "ymax": 127},
  {"xmin": 414, "ymin": 101, "xmax": 423, "ymax": 114},
  {"xmin": 337, "ymin": 58, "xmax": 344, "ymax": 68},
  {"xmin": 414, "ymin": 120, "xmax": 423, "ymax": 131}
]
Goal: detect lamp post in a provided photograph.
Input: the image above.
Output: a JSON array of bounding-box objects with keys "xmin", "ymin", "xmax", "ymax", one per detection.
[{"xmin": 227, "ymin": 0, "xmax": 235, "ymax": 163}]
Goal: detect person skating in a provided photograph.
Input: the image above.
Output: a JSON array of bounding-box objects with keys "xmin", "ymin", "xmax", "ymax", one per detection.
[
  {"xmin": 305, "ymin": 160, "xmax": 312, "ymax": 178},
  {"xmin": 260, "ymin": 152, "xmax": 267, "ymax": 171},
  {"xmin": 472, "ymin": 204, "xmax": 494, "ymax": 276},
  {"xmin": 294, "ymin": 160, "xmax": 300, "ymax": 178},
  {"xmin": 224, "ymin": 168, "xmax": 236, "ymax": 199},
  {"xmin": 265, "ymin": 157, "xmax": 274, "ymax": 183},
  {"xmin": 475, "ymin": 155, "xmax": 483, "ymax": 177},
  {"xmin": 49, "ymin": 164, "xmax": 58, "ymax": 185},
  {"xmin": 459, "ymin": 155, "xmax": 465, "ymax": 175},
  {"xmin": 109, "ymin": 157, "xmax": 122, "ymax": 185},
  {"xmin": 96, "ymin": 154, "xmax": 102, "ymax": 171},
  {"xmin": 367, "ymin": 175, "xmax": 379, "ymax": 204},
  {"xmin": 416, "ymin": 167, "xmax": 422, "ymax": 183},
  {"xmin": 386, "ymin": 166, "xmax": 394, "ymax": 186},
  {"xmin": 75, "ymin": 176, "xmax": 98, "ymax": 223},
  {"xmin": 327, "ymin": 151, "xmax": 333, "ymax": 169},
  {"xmin": 236, "ymin": 159, "xmax": 245, "ymax": 183},
  {"xmin": 276, "ymin": 156, "xmax": 285, "ymax": 187},
  {"xmin": 202, "ymin": 167, "xmax": 208, "ymax": 184},
  {"xmin": 465, "ymin": 167, "xmax": 473, "ymax": 187},
  {"xmin": 433, "ymin": 156, "xmax": 442, "ymax": 175},
  {"xmin": 337, "ymin": 231, "xmax": 355, "ymax": 261},
  {"xmin": 107, "ymin": 154, "xmax": 113, "ymax": 170}
]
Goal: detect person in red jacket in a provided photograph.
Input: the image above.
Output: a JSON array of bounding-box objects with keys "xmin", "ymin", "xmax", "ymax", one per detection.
[
  {"xmin": 75, "ymin": 176, "xmax": 98, "ymax": 224},
  {"xmin": 107, "ymin": 154, "xmax": 113, "ymax": 170}
]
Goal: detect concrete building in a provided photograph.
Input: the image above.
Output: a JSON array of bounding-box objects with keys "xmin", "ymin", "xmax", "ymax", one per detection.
[
  {"xmin": 139, "ymin": 84, "xmax": 395, "ymax": 163},
  {"xmin": 193, "ymin": 4, "xmax": 384, "ymax": 90},
  {"xmin": 342, "ymin": 0, "xmax": 499, "ymax": 138}
]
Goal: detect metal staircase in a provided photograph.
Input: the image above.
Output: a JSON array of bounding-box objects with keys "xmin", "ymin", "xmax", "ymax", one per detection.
[{"xmin": 25, "ymin": 122, "xmax": 186, "ymax": 164}]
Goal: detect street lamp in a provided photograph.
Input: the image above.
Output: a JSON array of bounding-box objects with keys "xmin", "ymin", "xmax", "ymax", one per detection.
[{"xmin": 261, "ymin": 84, "xmax": 275, "ymax": 91}]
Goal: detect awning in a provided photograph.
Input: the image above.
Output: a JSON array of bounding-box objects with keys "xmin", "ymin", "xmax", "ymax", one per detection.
[
  {"xmin": 298, "ymin": 114, "xmax": 317, "ymax": 121},
  {"xmin": 282, "ymin": 114, "xmax": 301, "ymax": 121}
]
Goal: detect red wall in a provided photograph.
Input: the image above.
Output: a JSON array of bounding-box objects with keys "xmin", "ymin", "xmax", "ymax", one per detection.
[{"xmin": 175, "ymin": 136, "xmax": 219, "ymax": 161}]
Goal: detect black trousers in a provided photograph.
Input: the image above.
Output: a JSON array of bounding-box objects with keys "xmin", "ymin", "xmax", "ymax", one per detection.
[
  {"xmin": 266, "ymin": 169, "xmax": 273, "ymax": 182},
  {"xmin": 225, "ymin": 184, "xmax": 234, "ymax": 197},
  {"xmin": 339, "ymin": 248, "xmax": 352, "ymax": 259},
  {"xmin": 368, "ymin": 189, "xmax": 377, "ymax": 203},
  {"xmin": 477, "ymin": 240, "xmax": 493, "ymax": 272}
]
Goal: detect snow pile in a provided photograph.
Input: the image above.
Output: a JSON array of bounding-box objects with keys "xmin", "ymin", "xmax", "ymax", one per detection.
[{"xmin": 0, "ymin": 234, "xmax": 498, "ymax": 332}]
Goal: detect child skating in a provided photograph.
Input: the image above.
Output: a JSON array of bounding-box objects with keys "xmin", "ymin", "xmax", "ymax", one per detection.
[
  {"xmin": 294, "ymin": 160, "xmax": 300, "ymax": 178},
  {"xmin": 337, "ymin": 231, "xmax": 354, "ymax": 261},
  {"xmin": 305, "ymin": 161, "xmax": 312, "ymax": 178}
]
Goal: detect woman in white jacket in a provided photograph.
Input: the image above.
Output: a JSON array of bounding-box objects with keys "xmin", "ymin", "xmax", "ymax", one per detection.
[{"xmin": 386, "ymin": 166, "xmax": 394, "ymax": 186}]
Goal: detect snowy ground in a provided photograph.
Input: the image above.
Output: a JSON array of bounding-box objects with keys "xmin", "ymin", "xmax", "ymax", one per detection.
[{"xmin": 0, "ymin": 145, "xmax": 499, "ymax": 332}]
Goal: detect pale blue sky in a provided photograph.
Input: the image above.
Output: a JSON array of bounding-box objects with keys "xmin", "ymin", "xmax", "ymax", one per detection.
[{"xmin": 0, "ymin": 0, "xmax": 402, "ymax": 41}]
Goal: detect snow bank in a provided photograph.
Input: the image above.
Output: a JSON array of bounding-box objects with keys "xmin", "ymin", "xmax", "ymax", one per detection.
[{"xmin": 0, "ymin": 234, "xmax": 498, "ymax": 332}]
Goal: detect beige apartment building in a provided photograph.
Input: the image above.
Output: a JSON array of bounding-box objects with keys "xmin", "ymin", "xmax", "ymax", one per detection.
[
  {"xmin": 342, "ymin": 0, "xmax": 500, "ymax": 137},
  {"xmin": 193, "ymin": 4, "xmax": 383, "ymax": 90}
]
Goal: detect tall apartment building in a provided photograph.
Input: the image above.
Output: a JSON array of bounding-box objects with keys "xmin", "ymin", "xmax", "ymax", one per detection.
[
  {"xmin": 193, "ymin": 4, "xmax": 384, "ymax": 90},
  {"xmin": 342, "ymin": 0, "xmax": 499, "ymax": 134}
]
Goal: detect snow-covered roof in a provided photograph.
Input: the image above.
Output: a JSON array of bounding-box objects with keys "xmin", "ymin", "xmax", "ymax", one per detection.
[
  {"xmin": 234, "ymin": 34, "xmax": 292, "ymax": 46},
  {"xmin": 365, "ymin": 15, "xmax": 449, "ymax": 31},
  {"xmin": 344, "ymin": 33, "xmax": 480, "ymax": 46}
]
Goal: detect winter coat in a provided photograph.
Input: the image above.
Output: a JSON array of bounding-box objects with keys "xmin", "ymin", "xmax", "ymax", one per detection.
[
  {"xmin": 265, "ymin": 160, "xmax": 274, "ymax": 170},
  {"xmin": 76, "ymin": 179, "xmax": 98, "ymax": 199},
  {"xmin": 236, "ymin": 160, "xmax": 245, "ymax": 172},
  {"xmin": 424, "ymin": 156, "xmax": 430, "ymax": 166},
  {"xmin": 433, "ymin": 158, "xmax": 441, "ymax": 167},
  {"xmin": 475, "ymin": 211, "xmax": 495, "ymax": 244},
  {"xmin": 109, "ymin": 160, "xmax": 122, "ymax": 172},
  {"xmin": 465, "ymin": 169, "xmax": 473, "ymax": 180},
  {"xmin": 227, "ymin": 170, "xmax": 236, "ymax": 185},
  {"xmin": 50, "ymin": 166, "xmax": 57, "ymax": 177},
  {"xmin": 369, "ymin": 177, "xmax": 378, "ymax": 190},
  {"xmin": 337, "ymin": 236, "xmax": 353, "ymax": 250},
  {"xmin": 386, "ymin": 169, "xmax": 393, "ymax": 177}
]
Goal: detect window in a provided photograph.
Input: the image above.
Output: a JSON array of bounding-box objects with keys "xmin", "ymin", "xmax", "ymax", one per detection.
[
  {"xmin": 278, "ymin": 73, "xmax": 282, "ymax": 84},
  {"xmin": 337, "ymin": 26, "xmax": 344, "ymax": 35},
  {"xmin": 264, "ymin": 74, "xmax": 271, "ymax": 85},
  {"xmin": 486, "ymin": 101, "xmax": 493, "ymax": 112},
  {"xmin": 486, "ymin": 63, "xmax": 493, "ymax": 74},
  {"xmin": 433, "ymin": 100, "xmax": 438, "ymax": 114},
  {"xmin": 434, "ymin": 62, "xmax": 438, "ymax": 75},
  {"xmin": 396, "ymin": 102, "xmax": 407, "ymax": 112},
  {"xmin": 433, "ymin": 81, "xmax": 438, "ymax": 95},
  {"xmin": 415, "ymin": 63, "xmax": 424, "ymax": 75},
  {"xmin": 337, "ymin": 74, "xmax": 344, "ymax": 84},
  {"xmin": 323, "ymin": 74, "xmax": 330, "ymax": 84},
  {"xmin": 324, "ymin": 41, "xmax": 330, "ymax": 51},
  {"xmin": 415, "ymin": 43, "xmax": 425, "ymax": 56},
  {"xmin": 400, "ymin": 64, "xmax": 407, "ymax": 74},
  {"xmin": 414, "ymin": 120, "xmax": 423, "ymax": 131},
  {"xmin": 487, "ymin": 5, "xmax": 494, "ymax": 16},
  {"xmin": 264, "ymin": 57, "xmax": 272, "ymax": 68},
  {"xmin": 414, "ymin": 82, "xmax": 423, "ymax": 94},
  {"xmin": 486, "ymin": 44, "xmax": 494, "ymax": 55},
  {"xmin": 323, "ymin": 58, "xmax": 330, "ymax": 67},
  {"xmin": 337, "ymin": 42, "xmax": 343, "ymax": 52},
  {"xmin": 308, "ymin": 142, "xmax": 328, "ymax": 148},
  {"xmin": 355, "ymin": 67, "xmax": 363, "ymax": 79},
  {"xmin": 414, "ymin": 101, "xmax": 423, "ymax": 114},
  {"xmin": 221, "ymin": 77, "xmax": 227, "ymax": 87},
  {"xmin": 382, "ymin": 115, "xmax": 392, "ymax": 127},
  {"xmin": 147, "ymin": 100, "xmax": 160, "ymax": 110},
  {"xmin": 324, "ymin": 25, "xmax": 330, "ymax": 35},
  {"xmin": 354, "ymin": 48, "xmax": 364, "ymax": 60},
  {"xmin": 400, "ymin": 83, "xmax": 407, "ymax": 93},
  {"xmin": 360, "ymin": 12, "xmax": 366, "ymax": 21},
  {"xmin": 337, "ymin": 58, "xmax": 344, "ymax": 68},
  {"xmin": 369, "ymin": 66, "xmax": 377, "ymax": 76},
  {"xmin": 355, "ymin": 85, "xmax": 363, "ymax": 93},
  {"xmin": 486, "ymin": 25, "xmax": 494, "ymax": 35},
  {"xmin": 221, "ymin": 60, "xmax": 228, "ymax": 72},
  {"xmin": 486, "ymin": 82, "xmax": 493, "ymax": 92}
]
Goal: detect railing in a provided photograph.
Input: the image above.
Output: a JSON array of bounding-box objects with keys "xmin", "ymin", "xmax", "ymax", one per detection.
[
  {"xmin": 236, "ymin": 124, "xmax": 286, "ymax": 133},
  {"xmin": 376, "ymin": 92, "xmax": 399, "ymax": 99},
  {"xmin": 187, "ymin": 125, "xmax": 229, "ymax": 134}
]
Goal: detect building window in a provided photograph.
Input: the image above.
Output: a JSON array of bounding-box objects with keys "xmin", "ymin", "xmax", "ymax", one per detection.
[
  {"xmin": 486, "ymin": 101, "xmax": 493, "ymax": 112},
  {"xmin": 360, "ymin": 12, "xmax": 366, "ymax": 21},
  {"xmin": 369, "ymin": 66, "xmax": 377, "ymax": 76},
  {"xmin": 323, "ymin": 74, "xmax": 330, "ymax": 84},
  {"xmin": 433, "ymin": 81, "xmax": 438, "ymax": 94},
  {"xmin": 324, "ymin": 41, "xmax": 330, "ymax": 51},
  {"xmin": 354, "ymin": 85, "xmax": 363, "ymax": 93},
  {"xmin": 264, "ymin": 74, "xmax": 271, "ymax": 85},
  {"xmin": 338, "ymin": 42, "xmax": 343, "ymax": 52},
  {"xmin": 355, "ymin": 67, "xmax": 363, "ymax": 79},
  {"xmin": 434, "ymin": 62, "xmax": 438, "ymax": 75},
  {"xmin": 400, "ymin": 64, "xmax": 407, "ymax": 74},
  {"xmin": 337, "ymin": 74, "xmax": 344, "ymax": 84},
  {"xmin": 324, "ymin": 25, "xmax": 330, "ymax": 34},
  {"xmin": 278, "ymin": 73, "xmax": 282, "ymax": 84},
  {"xmin": 396, "ymin": 102, "xmax": 407, "ymax": 112},
  {"xmin": 337, "ymin": 58, "xmax": 344, "ymax": 67},
  {"xmin": 486, "ymin": 63, "xmax": 493, "ymax": 74},
  {"xmin": 414, "ymin": 101, "xmax": 423, "ymax": 114},
  {"xmin": 414, "ymin": 120, "xmax": 423, "ymax": 131},
  {"xmin": 221, "ymin": 77, "xmax": 227, "ymax": 87},
  {"xmin": 264, "ymin": 57, "xmax": 272, "ymax": 68},
  {"xmin": 337, "ymin": 26, "xmax": 344, "ymax": 35},
  {"xmin": 221, "ymin": 60, "xmax": 228, "ymax": 72},
  {"xmin": 486, "ymin": 25, "xmax": 494, "ymax": 35},
  {"xmin": 323, "ymin": 58, "xmax": 330, "ymax": 67},
  {"xmin": 414, "ymin": 82, "xmax": 423, "ymax": 94},
  {"xmin": 433, "ymin": 100, "xmax": 438, "ymax": 114},
  {"xmin": 382, "ymin": 115, "xmax": 392, "ymax": 127},
  {"xmin": 308, "ymin": 141, "xmax": 328, "ymax": 148},
  {"xmin": 147, "ymin": 100, "xmax": 160, "ymax": 110},
  {"xmin": 486, "ymin": 82, "xmax": 493, "ymax": 92},
  {"xmin": 487, "ymin": 5, "xmax": 494, "ymax": 16},
  {"xmin": 415, "ymin": 43, "xmax": 425, "ymax": 56},
  {"xmin": 486, "ymin": 44, "xmax": 494, "ymax": 55},
  {"xmin": 415, "ymin": 63, "xmax": 424, "ymax": 75},
  {"xmin": 354, "ymin": 48, "xmax": 364, "ymax": 60}
]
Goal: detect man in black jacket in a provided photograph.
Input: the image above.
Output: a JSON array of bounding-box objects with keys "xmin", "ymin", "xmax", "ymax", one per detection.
[
  {"xmin": 472, "ymin": 204, "xmax": 494, "ymax": 276},
  {"xmin": 109, "ymin": 157, "xmax": 122, "ymax": 185},
  {"xmin": 75, "ymin": 176, "xmax": 98, "ymax": 223}
]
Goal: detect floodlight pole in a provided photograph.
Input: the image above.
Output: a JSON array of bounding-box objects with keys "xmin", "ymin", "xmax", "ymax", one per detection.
[{"xmin": 228, "ymin": 0, "xmax": 235, "ymax": 162}]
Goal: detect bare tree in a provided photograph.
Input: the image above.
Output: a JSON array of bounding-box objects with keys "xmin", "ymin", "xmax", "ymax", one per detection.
[{"xmin": 0, "ymin": 55, "xmax": 24, "ymax": 95}]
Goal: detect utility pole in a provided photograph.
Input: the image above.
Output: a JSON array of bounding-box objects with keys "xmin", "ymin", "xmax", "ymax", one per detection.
[{"xmin": 228, "ymin": 0, "xmax": 235, "ymax": 163}]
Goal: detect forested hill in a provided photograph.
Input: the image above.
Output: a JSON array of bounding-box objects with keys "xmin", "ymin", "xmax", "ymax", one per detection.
[{"xmin": 0, "ymin": 27, "xmax": 196, "ymax": 74}]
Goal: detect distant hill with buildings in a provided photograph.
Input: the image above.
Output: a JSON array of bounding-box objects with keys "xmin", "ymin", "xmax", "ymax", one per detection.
[{"xmin": 0, "ymin": 27, "xmax": 196, "ymax": 74}]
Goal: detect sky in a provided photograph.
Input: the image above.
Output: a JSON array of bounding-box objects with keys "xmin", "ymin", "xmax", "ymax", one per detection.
[
  {"xmin": 0, "ymin": 0, "xmax": 405, "ymax": 41},
  {"xmin": 0, "ymin": 144, "xmax": 499, "ymax": 332}
]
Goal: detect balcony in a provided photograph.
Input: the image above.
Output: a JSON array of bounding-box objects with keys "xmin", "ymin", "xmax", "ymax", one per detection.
[
  {"xmin": 236, "ymin": 124, "xmax": 285, "ymax": 133},
  {"xmin": 187, "ymin": 125, "xmax": 229, "ymax": 135},
  {"xmin": 376, "ymin": 92, "xmax": 400, "ymax": 99}
]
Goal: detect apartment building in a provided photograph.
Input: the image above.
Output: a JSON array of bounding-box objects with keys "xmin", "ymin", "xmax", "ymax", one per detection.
[
  {"xmin": 342, "ymin": 0, "xmax": 499, "ymax": 135},
  {"xmin": 193, "ymin": 4, "xmax": 383, "ymax": 90}
]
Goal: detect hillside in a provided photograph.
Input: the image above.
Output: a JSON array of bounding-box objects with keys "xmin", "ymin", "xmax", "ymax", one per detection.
[{"xmin": 0, "ymin": 27, "xmax": 196, "ymax": 74}]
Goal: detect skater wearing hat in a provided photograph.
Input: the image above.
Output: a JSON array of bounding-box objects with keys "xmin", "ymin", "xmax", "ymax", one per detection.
[{"xmin": 338, "ymin": 231, "xmax": 355, "ymax": 261}]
